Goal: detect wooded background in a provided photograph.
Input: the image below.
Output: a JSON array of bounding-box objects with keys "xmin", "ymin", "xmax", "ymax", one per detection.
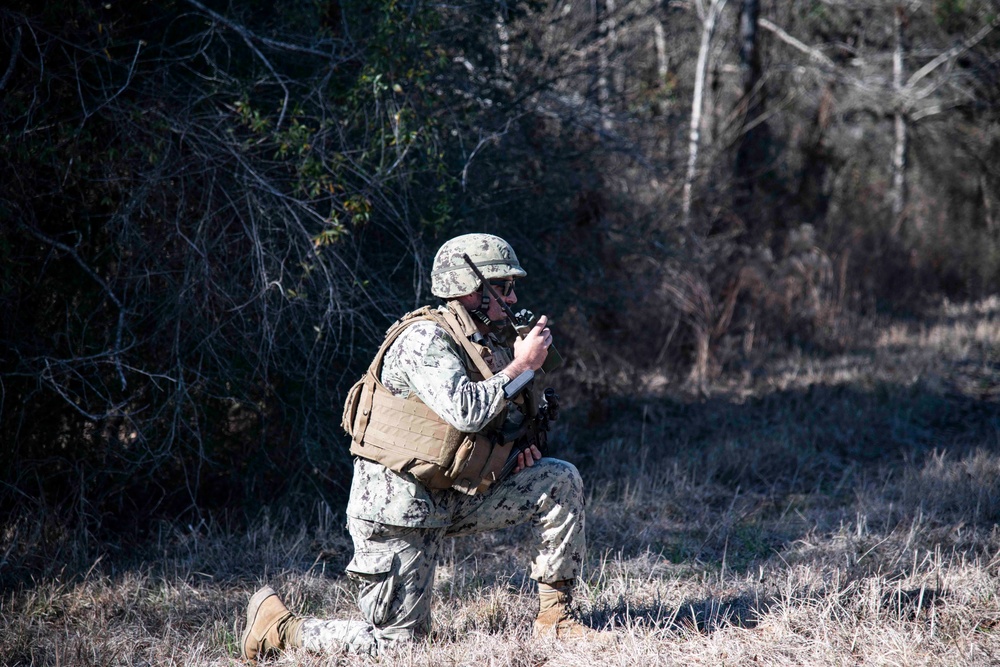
[{"xmin": 2, "ymin": 0, "xmax": 998, "ymax": 533}]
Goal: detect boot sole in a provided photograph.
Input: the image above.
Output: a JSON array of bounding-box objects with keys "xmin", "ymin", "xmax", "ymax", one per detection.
[{"xmin": 241, "ymin": 585, "xmax": 277, "ymax": 660}]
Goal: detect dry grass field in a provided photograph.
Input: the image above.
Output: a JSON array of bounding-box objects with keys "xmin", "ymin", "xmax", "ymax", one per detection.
[{"xmin": 3, "ymin": 298, "xmax": 999, "ymax": 666}]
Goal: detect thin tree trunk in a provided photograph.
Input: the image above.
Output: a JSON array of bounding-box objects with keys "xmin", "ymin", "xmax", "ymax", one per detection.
[
  {"xmin": 683, "ymin": 0, "xmax": 728, "ymax": 226},
  {"xmin": 608, "ymin": 0, "xmax": 621, "ymax": 128},
  {"xmin": 738, "ymin": 0, "xmax": 761, "ymax": 114},
  {"xmin": 982, "ymin": 174, "xmax": 997, "ymax": 233},
  {"xmin": 890, "ymin": 5, "xmax": 908, "ymax": 237},
  {"xmin": 495, "ymin": 12, "xmax": 510, "ymax": 77},
  {"xmin": 734, "ymin": 0, "xmax": 764, "ymax": 234},
  {"xmin": 655, "ymin": 19, "xmax": 669, "ymax": 120},
  {"xmin": 597, "ymin": 0, "xmax": 618, "ymax": 131}
]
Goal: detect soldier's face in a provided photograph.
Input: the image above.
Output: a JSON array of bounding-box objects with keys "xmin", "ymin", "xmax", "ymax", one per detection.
[{"xmin": 486, "ymin": 280, "xmax": 517, "ymax": 321}]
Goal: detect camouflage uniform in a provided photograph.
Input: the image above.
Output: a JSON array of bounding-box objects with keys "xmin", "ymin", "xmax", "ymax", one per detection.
[{"xmin": 297, "ymin": 304, "xmax": 586, "ymax": 655}]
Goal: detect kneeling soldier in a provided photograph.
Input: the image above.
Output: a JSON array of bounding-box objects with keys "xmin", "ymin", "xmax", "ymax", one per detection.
[{"xmin": 241, "ymin": 234, "xmax": 600, "ymax": 659}]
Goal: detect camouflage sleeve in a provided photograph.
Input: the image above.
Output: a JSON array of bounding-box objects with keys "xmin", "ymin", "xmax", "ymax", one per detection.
[{"xmin": 381, "ymin": 321, "xmax": 510, "ymax": 433}]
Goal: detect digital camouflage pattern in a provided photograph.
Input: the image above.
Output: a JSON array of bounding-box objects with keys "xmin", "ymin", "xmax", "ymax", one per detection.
[
  {"xmin": 346, "ymin": 304, "xmax": 514, "ymax": 527},
  {"xmin": 299, "ymin": 617, "xmax": 377, "ymax": 656},
  {"xmin": 324, "ymin": 300, "xmax": 587, "ymax": 653},
  {"xmin": 430, "ymin": 233, "xmax": 527, "ymax": 298},
  {"xmin": 245, "ymin": 237, "xmax": 586, "ymax": 659},
  {"xmin": 382, "ymin": 319, "xmax": 512, "ymax": 433},
  {"xmin": 303, "ymin": 457, "xmax": 586, "ymax": 653}
]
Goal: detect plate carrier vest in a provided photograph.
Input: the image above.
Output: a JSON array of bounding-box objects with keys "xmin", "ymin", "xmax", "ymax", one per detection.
[{"xmin": 342, "ymin": 302, "xmax": 531, "ymax": 496}]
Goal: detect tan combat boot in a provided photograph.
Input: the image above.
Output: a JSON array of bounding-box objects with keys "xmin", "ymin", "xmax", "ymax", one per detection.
[
  {"xmin": 533, "ymin": 579, "xmax": 606, "ymax": 640},
  {"xmin": 241, "ymin": 585, "xmax": 305, "ymax": 660}
]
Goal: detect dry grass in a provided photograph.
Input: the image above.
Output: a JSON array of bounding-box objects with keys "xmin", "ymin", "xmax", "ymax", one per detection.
[{"xmin": 3, "ymin": 299, "xmax": 999, "ymax": 666}]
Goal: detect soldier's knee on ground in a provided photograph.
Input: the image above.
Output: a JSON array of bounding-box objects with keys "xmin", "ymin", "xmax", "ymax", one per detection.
[
  {"xmin": 346, "ymin": 518, "xmax": 437, "ymax": 642},
  {"xmin": 298, "ymin": 618, "xmax": 379, "ymax": 656}
]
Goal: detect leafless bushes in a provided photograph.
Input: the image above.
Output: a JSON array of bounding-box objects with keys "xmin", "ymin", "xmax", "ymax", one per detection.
[{"xmin": 0, "ymin": 2, "xmax": 472, "ymax": 527}]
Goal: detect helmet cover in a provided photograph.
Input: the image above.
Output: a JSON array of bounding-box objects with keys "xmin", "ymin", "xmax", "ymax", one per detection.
[{"xmin": 430, "ymin": 233, "xmax": 526, "ymax": 298}]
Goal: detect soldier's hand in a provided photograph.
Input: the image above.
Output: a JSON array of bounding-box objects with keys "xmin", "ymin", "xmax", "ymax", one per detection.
[
  {"xmin": 511, "ymin": 315, "xmax": 551, "ymax": 372},
  {"xmin": 513, "ymin": 444, "xmax": 542, "ymax": 474}
]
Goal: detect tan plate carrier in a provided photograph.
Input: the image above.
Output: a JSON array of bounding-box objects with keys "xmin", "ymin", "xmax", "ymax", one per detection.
[{"xmin": 342, "ymin": 304, "xmax": 516, "ymax": 496}]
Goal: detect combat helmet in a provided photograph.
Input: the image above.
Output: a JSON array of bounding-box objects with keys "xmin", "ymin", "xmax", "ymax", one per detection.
[{"xmin": 431, "ymin": 233, "xmax": 526, "ymax": 298}]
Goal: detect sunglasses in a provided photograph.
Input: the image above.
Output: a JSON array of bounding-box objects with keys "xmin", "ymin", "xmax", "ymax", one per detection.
[{"xmin": 487, "ymin": 279, "xmax": 516, "ymax": 297}]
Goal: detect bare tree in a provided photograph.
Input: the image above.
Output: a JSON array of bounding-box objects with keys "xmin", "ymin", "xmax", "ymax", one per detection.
[{"xmin": 683, "ymin": 0, "xmax": 729, "ymax": 225}]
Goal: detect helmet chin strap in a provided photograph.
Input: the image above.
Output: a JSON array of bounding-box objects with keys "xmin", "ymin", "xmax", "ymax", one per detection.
[{"xmin": 469, "ymin": 287, "xmax": 503, "ymax": 330}]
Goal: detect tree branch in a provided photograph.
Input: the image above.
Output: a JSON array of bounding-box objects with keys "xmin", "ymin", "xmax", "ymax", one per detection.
[
  {"xmin": 0, "ymin": 24, "xmax": 20, "ymax": 92},
  {"xmin": 18, "ymin": 222, "xmax": 129, "ymax": 391},
  {"xmin": 759, "ymin": 17, "xmax": 836, "ymax": 69},
  {"xmin": 183, "ymin": 0, "xmax": 337, "ymax": 59},
  {"xmin": 460, "ymin": 117, "xmax": 518, "ymax": 190},
  {"xmin": 907, "ymin": 13, "xmax": 1000, "ymax": 89}
]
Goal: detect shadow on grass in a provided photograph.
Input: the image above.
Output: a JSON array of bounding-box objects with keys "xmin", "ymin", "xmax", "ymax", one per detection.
[
  {"xmin": 590, "ymin": 592, "xmax": 773, "ymax": 634},
  {"xmin": 572, "ymin": 376, "xmax": 1000, "ymax": 587},
  {"xmin": 569, "ymin": 379, "xmax": 999, "ymax": 496},
  {"xmin": 586, "ymin": 585, "xmax": 948, "ymax": 636},
  {"xmin": 588, "ymin": 582, "xmax": 948, "ymax": 635}
]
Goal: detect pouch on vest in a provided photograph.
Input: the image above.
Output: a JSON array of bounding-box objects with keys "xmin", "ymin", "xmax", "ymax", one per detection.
[
  {"xmin": 342, "ymin": 304, "xmax": 521, "ymax": 496},
  {"xmin": 341, "ymin": 375, "xmax": 365, "ymax": 437}
]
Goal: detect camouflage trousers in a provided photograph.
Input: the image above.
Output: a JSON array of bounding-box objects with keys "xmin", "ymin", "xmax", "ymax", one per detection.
[{"xmin": 298, "ymin": 457, "xmax": 585, "ymax": 655}]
